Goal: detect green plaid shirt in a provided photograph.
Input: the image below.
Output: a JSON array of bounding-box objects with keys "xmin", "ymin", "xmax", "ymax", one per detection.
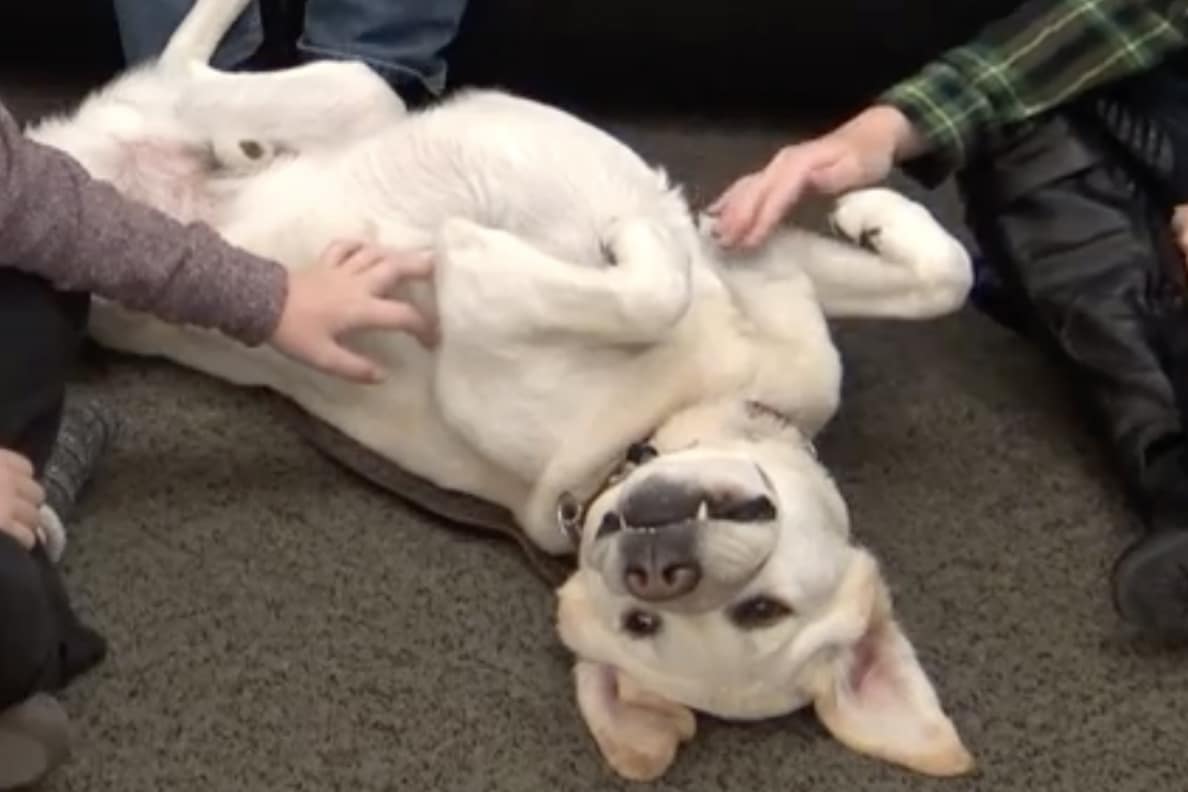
[{"xmin": 881, "ymin": 0, "xmax": 1188, "ymax": 183}]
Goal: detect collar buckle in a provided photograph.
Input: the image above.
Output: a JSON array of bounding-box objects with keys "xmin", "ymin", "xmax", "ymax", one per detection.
[{"xmin": 557, "ymin": 491, "xmax": 583, "ymax": 546}]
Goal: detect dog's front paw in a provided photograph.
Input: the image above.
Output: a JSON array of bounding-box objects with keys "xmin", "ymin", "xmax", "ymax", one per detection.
[
  {"xmin": 830, "ymin": 188, "xmax": 973, "ymax": 315},
  {"xmin": 828, "ymin": 188, "xmax": 920, "ymax": 253},
  {"xmin": 830, "ymin": 188, "xmax": 966, "ymax": 264}
]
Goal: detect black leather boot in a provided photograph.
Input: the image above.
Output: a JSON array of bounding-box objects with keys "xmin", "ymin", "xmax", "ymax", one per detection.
[{"xmin": 957, "ymin": 104, "xmax": 1188, "ymax": 640}]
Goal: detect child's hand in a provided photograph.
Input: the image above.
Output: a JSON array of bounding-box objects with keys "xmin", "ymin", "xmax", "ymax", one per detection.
[
  {"xmin": 0, "ymin": 449, "xmax": 44, "ymax": 550},
  {"xmin": 270, "ymin": 240, "xmax": 436, "ymax": 383},
  {"xmin": 1173, "ymin": 205, "xmax": 1188, "ymax": 269},
  {"xmin": 710, "ymin": 105, "xmax": 919, "ymax": 249}
]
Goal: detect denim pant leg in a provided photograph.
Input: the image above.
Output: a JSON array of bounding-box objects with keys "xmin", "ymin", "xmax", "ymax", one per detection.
[
  {"xmin": 110, "ymin": 0, "xmax": 265, "ymax": 68},
  {"xmin": 298, "ymin": 0, "xmax": 470, "ymax": 97}
]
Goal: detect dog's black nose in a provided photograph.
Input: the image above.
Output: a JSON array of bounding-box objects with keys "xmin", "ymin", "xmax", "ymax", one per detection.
[
  {"xmin": 620, "ymin": 523, "xmax": 703, "ymax": 602},
  {"xmin": 625, "ymin": 558, "xmax": 702, "ymax": 602},
  {"xmin": 620, "ymin": 479, "xmax": 777, "ymax": 527}
]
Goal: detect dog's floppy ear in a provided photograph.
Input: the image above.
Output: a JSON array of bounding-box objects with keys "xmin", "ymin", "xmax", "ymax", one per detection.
[{"xmin": 807, "ymin": 550, "xmax": 973, "ymax": 777}]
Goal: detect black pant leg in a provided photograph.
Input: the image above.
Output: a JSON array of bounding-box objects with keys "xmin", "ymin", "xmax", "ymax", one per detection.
[
  {"xmin": 957, "ymin": 109, "xmax": 1188, "ymax": 528},
  {"xmin": 0, "ymin": 538, "xmax": 105, "ymax": 711},
  {"xmin": 0, "ymin": 269, "xmax": 105, "ymax": 709},
  {"xmin": 0, "ymin": 269, "xmax": 90, "ymax": 474}
]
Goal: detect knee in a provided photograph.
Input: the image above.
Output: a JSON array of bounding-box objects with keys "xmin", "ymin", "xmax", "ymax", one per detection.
[
  {"xmin": 0, "ymin": 271, "xmax": 87, "ymax": 461},
  {"xmin": 0, "ymin": 270, "xmax": 88, "ymax": 388}
]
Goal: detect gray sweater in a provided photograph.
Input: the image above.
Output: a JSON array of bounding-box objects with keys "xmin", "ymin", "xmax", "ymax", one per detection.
[{"xmin": 0, "ymin": 103, "xmax": 287, "ymax": 346}]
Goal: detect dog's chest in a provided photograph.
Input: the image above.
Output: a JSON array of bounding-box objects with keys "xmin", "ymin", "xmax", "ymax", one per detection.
[
  {"xmin": 433, "ymin": 302, "xmax": 761, "ymax": 487},
  {"xmin": 433, "ymin": 342, "xmax": 646, "ymax": 479}
]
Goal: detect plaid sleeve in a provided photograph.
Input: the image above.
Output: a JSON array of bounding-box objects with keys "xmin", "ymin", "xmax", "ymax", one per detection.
[{"xmin": 880, "ymin": 0, "xmax": 1188, "ymax": 185}]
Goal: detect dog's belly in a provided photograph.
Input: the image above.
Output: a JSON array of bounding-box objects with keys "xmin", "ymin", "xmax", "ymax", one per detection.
[
  {"xmin": 286, "ymin": 355, "xmax": 534, "ymax": 508},
  {"xmin": 89, "ymin": 88, "xmax": 713, "ymax": 519}
]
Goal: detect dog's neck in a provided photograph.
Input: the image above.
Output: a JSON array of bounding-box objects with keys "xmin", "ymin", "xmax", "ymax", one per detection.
[{"xmin": 648, "ymin": 397, "xmax": 817, "ymax": 456}]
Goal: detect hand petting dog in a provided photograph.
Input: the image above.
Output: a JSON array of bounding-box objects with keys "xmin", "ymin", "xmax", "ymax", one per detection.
[{"xmin": 271, "ymin": 241, "xmax": 437, "ymax": 384}]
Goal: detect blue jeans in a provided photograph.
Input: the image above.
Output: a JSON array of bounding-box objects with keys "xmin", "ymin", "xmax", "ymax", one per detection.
[{"xmin": 111, "ymin": 0, "xmax": 469, "ymax": 97}]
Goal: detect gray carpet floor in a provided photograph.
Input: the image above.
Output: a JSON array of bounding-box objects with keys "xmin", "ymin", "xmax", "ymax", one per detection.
[{"xmin": 5, "ymin": 71, "xmax": 1188, "ymax": 792}]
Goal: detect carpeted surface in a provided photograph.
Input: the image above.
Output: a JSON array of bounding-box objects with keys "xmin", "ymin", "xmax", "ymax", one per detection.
[{"xmin": 5, "ymin": 71, "xmax": 1188, "ymax": 792}]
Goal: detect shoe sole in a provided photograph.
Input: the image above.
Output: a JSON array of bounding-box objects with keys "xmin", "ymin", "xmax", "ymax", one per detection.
[
  {"xmin": 1112, "ymin": 530, "xmax": 1188, "ymax": 641},
  {"xmin": 0, "ymin": 695, "xmax": 70, "ymax": 789}
]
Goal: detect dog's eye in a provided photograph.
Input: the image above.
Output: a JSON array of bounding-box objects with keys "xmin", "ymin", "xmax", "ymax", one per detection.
[
  {"xmin": 729, "ymin": 596, "xmax": 793, "ymax": 630},
  {"xmin": 621, "ymin": 609, "xmax": 662, "ymax": 638},
  {"xmin": 711, "ymin": 493, "xmax": 776, "ymax": 523}
]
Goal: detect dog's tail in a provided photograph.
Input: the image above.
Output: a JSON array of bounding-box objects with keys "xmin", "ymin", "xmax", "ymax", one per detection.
[{"xmin": 158, "ymin": 0, "xmax": 253, "ymax": 67}]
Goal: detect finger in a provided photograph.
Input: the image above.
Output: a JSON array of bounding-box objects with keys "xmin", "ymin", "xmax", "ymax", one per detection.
[
  {"xmin": 15, "ymin": 477, "xmax": 45, "ymax": 509},
  {"xmin": 706, "ymin": 188, "xmax": 730, "ymax": 216},
  {"xmin": 715, "ymin": 173, "xmax": 765, "ymax": 229},
  {"xmin": 362, "ymin": 253, "xmax": 435, "ymax": 293},
  {"xmin": 340, "ymin": 244, "xmax": 391, "ymax": 275},
  {"xmin": 346, "ymin": 298, "xmax": 436, "ymax": 344},
  {"xmin": 315, "ymin": 340, "xmax": 386, "ymax": 384},
  {"xmin": 1173, "ymin": 207, "xmax": 1188, "ymax": 237},
  {"xmin": 740, "ymin": 166, "xmax": 813, "ymax": 249},
  {"xmin": 707, "ymin": 175, "xmax": 755, "ymax": 216},
  {"xmin": 0, "ymin": 450, "xmax": 33, "ymax": 476},
  {"xmin": 11, "ymin": 498, "xmax": 40, "ymax": 536},
  {"xmin": 321, "ymin": 239, "xmax": 366, "ymax": 268},
  {"xmin": 714, "ymin": 174, "xmax": 769, "ymax": 247},
  {"xmin": 397, "ymin": 251, "xmax": 434, "ymax": 280},
  {"xmin": 0, "ymin": 521, "xmax": 36, "ymax": 551}
]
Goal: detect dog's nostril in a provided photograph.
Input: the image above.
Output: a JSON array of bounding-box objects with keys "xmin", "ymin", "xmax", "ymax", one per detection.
[
  {"xmin": 661, "ymin": 562, "xmax": 702, "ymax": 593},
  {"xmin": 625, "ymin": 565, "xmax": 649, "ymax": 592},
  {"xmin": 711, "ymin": 494, "xmax": 777, "ymax": 523}
]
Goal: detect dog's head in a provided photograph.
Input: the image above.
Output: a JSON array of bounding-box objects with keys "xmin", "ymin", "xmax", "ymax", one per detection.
[{"xmin": 555, "ymin": 402, "xmax": 971, "ymax": 780}]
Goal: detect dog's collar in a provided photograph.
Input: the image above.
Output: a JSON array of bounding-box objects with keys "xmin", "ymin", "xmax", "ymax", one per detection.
[
  {"xmin": 554, "ymin": 400, "xmax": 813, "ymax": 546},
  {"xmin": 556, "ymin": 441, "xmax": 654, "ymax": 546}
]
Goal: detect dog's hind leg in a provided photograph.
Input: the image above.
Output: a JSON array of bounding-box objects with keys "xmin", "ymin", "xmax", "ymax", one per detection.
[
  {"xmin": 178, "ymin": 59, "xmax": 407, "ymax": 163},
  {"xmin": 433, "ymin": 217, "xmax": 694, "ymax": 344},
  {"xmin": 159, "ymin": 0, "xmax": 255, "ymax": 66}
]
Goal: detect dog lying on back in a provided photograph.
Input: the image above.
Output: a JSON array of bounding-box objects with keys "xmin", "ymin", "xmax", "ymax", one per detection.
[{"xmin": 27, "ymin": 0, "xmax": 977, "ymax": 780}]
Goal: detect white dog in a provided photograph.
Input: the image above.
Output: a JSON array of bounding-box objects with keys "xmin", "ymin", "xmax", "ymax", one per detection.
[{"xmin": 27, "ymin": 0, "xmax": 978, "ymax": 781}]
